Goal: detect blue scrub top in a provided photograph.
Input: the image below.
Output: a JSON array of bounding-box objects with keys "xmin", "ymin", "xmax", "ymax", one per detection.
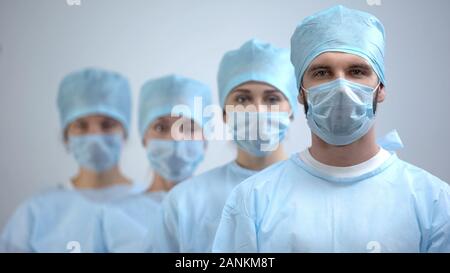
[{"xmin": 213, "ymin": 153, "xmax": 450, "ymax": 253}]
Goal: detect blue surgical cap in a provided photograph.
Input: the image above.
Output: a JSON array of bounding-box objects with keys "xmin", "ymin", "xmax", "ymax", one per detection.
[
  {"xmin": 57, "ymin": 67, "xmax": 132, "ymax": 135},
  {"xmin": 218, "ymin": 39, "xmax": 299, "ymax": 116},
  {"xmin": 290, "ymin": 5, "xmax": 386, "ymax": 88},
  {"xmin": 138, "ymin": 74, "xmax": 212, "ymax": 139}
]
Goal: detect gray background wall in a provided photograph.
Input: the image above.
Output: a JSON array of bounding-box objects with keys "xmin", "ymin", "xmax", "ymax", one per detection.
[{"xmin": 1, "ymin": 0, "xmax": 449, "ymax": 228}]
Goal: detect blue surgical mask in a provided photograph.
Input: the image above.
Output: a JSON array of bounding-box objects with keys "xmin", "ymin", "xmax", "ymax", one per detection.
[
  {"xmin": 228, "ymin": 111, "xmax": 291, "ymax": 157},
  {"xmin": 68, "ymin": 133, "xmax": 123, "ymax": 172},
  {"xmin": 146, "ymin": 140, "xmax": 205, "ymax": 183},
  {"xmin": 302, "ymin": 78, "xmax": 380, "ymax": 146}
]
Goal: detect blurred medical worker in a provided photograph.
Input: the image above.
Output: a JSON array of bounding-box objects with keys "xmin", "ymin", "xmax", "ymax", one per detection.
[
  {"xmin": 0, "ymin": 67, "xmax": 141, "ymax": 253},
  {"xmin": 154, "ymin": 39, "xmax": 299, "ymax": 252},
  {"xmin": 213, "ymin": 6, "xmax": 450, "ymax": 253},
  {"xmin": 100, "ymin": 74, "xmax": 212, "ymax": 252}
]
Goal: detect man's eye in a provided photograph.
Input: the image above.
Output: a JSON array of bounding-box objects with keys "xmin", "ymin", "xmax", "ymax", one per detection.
[
  {"xmin": 313, "ymin": 70, "xmax": 329, "ymax": 78},
  {"xmin": 350, "ymin": 69, "xmax": 366, "ymax": 76}
]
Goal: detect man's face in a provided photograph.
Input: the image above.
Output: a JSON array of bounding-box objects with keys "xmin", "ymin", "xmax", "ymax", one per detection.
[{"xmin": 299, "ymin": 52, "xmax": 385, "ymax": 111}]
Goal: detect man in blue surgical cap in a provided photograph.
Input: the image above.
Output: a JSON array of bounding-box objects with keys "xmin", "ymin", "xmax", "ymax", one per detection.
[{"xmin": 213, "ymin": 5, "xmax": 450, "ymax": 253}]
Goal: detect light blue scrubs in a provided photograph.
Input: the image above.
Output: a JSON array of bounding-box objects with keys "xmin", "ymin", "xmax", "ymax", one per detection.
[
  {"xmin": 0, "ymin": 184, "xmax": 142, "ymax": 253},
  {"xmin": 100, "ymin": 191, "xmax": 165, "ymax": 252},
  {"xmin": 152, "ymin": 132, "xmax": 404, "ymax": 253},
  {"xmin": 154, "ymin": 161, "xmax": 258, "ymax": 252},
  {"xmin": 212, "ymin": 152, "xmax": 450, "ymax": 253}
]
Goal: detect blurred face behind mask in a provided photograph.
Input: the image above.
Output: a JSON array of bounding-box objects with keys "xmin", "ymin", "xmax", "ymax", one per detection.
[
  {"xmin": 65, "ymin": 115, "xmax": 125, "ymax": 172},
  {"xmin": 143, "ymin": 115, "xmax": 206, "ymax": 183}
]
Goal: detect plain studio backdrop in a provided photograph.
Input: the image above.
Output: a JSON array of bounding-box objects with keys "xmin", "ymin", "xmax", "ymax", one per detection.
[{"xmin": 0, "ymin": 0, "xmax": 449, "ymax": 228}]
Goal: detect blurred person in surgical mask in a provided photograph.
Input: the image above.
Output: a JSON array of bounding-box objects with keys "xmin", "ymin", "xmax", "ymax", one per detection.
[
  {"xmin": 213, "ymin": 6, "xmax": 450, "ymax": 253},
  {"xmin": 154, "ymin": 39, "xmax": 300, "ymax": 253},
  {"xmin": 139, "ymin": 74, "xmax": 211, "ymax": 192},
  {"xmin": 99, "ymin": 74, "xmax": 212, "ymax": 252},
  {"xmin": 0, "ymin": 67, "xmax": 142, "ymax": 252}
]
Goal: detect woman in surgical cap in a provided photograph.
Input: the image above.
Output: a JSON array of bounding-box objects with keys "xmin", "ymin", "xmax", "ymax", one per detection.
[
  {"xmin": 154, "ymin": 39, "xmax": 299, "ymax": 252},
  {"xmin": 98, "ymin": 74, "xmax": 212, "ymax": 252},
  {"xmin": 0, "ymin": 67, "xmax": 141, "ymax": 252}
]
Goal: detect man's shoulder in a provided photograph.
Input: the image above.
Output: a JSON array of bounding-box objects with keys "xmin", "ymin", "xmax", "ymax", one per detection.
[{"xmin": 394, "ymin": 158, "xmax": 450, "ymax": 196}]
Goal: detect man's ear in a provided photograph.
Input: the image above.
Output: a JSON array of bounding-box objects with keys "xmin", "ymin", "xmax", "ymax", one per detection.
[
  {"xmin": 298, "ymin": 89, "xmax": 309, "ymax": 115},
  {"xmin": 297, "ymin": 90, "xmax": 305, "ymax": 105},
  {"xmin": 377, "ymin": 83, "xmax": 386, "ymax": 103}
]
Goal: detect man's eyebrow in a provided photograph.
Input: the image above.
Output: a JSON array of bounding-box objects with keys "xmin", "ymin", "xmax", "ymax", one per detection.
[
  {"xmin": 347, "ymin": 63, "xmax": 372, "ymax": 70},
  {"xmin": 307, "ymin": 65, "xmax": 332, "ymax": 73}
]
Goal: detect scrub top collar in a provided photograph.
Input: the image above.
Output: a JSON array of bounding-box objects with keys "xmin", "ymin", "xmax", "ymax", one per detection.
[{"xmin": 292, "ymin": 151, "xmax": 399, "ymax": 184}]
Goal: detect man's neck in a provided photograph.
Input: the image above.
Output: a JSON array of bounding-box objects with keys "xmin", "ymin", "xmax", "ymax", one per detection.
[
  {"xmin": 72, "ymin": 166, "xmax": 131, "ymax": 189},
  {"xmin": 236, "ymin": 144, "xmax": 288, "ymax": 171},
  {"xmin": 308, "ymin": 128, "xmax": 380, "ymax": 167}
]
